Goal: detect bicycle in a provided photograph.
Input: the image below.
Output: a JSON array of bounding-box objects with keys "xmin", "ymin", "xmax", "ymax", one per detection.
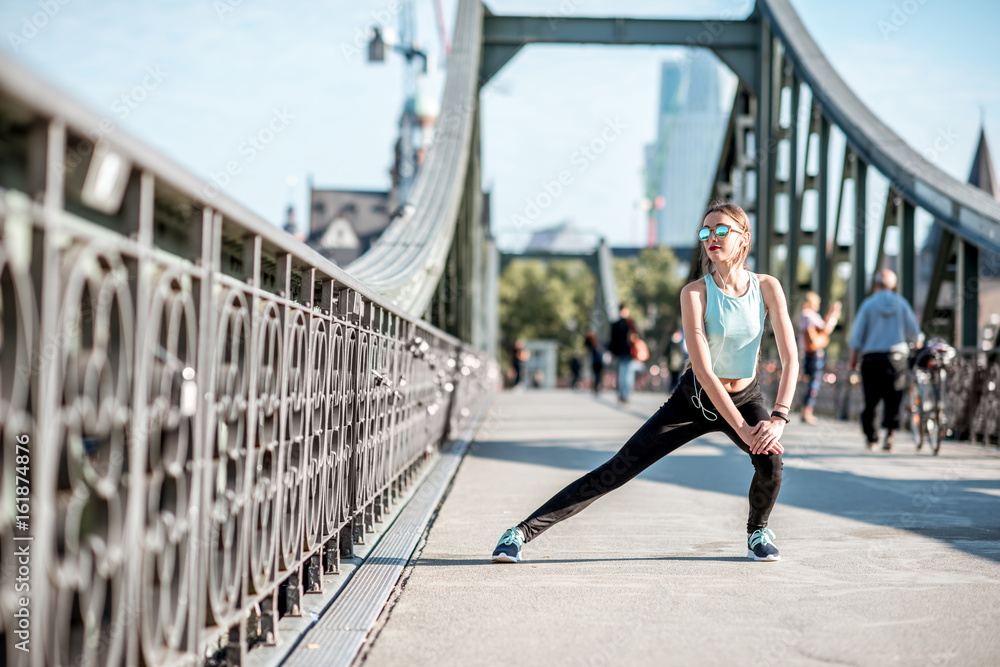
[{"xmin": 906, "ymin": 340, "xmax": 956, "ymax": 455}]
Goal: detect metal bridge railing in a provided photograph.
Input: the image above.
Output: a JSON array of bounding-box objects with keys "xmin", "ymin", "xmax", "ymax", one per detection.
[
  {"xmin": 0, "ymin": 51, "xmax": 495, "ymax": 667},
  {"xmin": 952, "ymin": 348, "xmax": 1000, "ymax": 446}
]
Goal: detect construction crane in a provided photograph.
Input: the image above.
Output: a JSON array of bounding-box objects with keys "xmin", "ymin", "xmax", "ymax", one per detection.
[{"xmin": 367, "ymin": 0, "xmax": 448, "ymax": 206}]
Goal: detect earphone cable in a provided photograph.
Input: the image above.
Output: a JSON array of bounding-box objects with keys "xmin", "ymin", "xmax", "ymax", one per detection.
[{"xmin": 692, "ymin": 262, "xmax": 733, "ymax": 422}]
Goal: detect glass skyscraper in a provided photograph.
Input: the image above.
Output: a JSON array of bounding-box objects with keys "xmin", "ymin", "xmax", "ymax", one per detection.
[{"xmin": 647, "ymin": 51, "xmax": 729, "ymax": 248}]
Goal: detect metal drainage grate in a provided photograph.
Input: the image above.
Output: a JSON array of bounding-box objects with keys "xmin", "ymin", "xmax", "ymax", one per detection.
[{"xmin": 284, "ymin": 398, "xmax": 491, "ymax": 666}]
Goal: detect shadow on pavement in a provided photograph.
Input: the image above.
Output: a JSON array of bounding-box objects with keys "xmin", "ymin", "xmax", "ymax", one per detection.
[
  {"xmin": 415, "ymin": 556, "xmax": 749, "ymax": 566},
  {"xmin": 470, "ymin": 438, "xmax": 1000, "ymax": 563},
  {"xmin": 591, "ymin": 393, "xmax": 660, "ymax": 420}
]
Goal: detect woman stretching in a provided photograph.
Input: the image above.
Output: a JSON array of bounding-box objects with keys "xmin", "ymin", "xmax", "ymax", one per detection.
[{"xmin": 491, "ymin": 202, "xmax": 798, "ymax": 563}]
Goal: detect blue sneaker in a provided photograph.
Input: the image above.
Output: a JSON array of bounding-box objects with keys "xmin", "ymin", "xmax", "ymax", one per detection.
[
  {"xmin": 491, "ymin": 527, "xmax": 524, "ymax": 563},
  {"xmin": 747, "ymin": 528, "xmax": 780, "ymax": 561}
]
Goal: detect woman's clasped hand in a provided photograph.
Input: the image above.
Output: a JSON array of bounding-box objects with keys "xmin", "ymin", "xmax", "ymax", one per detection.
[{"xmin": 747, "ymin": 419, "xmax": 784, "ymax": 454}]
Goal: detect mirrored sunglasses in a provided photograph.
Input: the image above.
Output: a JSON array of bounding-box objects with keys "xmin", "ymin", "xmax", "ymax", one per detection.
[{"xmin": 698, "ymin": 224, "xmax": 731, "ymax": 242}]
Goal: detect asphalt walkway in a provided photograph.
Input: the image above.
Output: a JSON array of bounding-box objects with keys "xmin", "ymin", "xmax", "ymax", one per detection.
[{"xmin": 360, "ymin": 389, "xmax": 1000, "ymax": 666}]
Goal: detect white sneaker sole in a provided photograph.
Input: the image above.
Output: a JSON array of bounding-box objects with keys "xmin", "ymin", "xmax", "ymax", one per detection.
[
  {"xmin": 492, "ymin": 552, "xmax": 521, "ymax": 563},
  {"xmin": 746, "ymin": 549, "xmax": 780, "ymax": 562}
]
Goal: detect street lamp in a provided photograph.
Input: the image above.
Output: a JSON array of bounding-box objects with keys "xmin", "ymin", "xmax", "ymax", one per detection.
[
  {"xmin": 368, "ymin": 26, "xmax": 386, "ymax": 63},
  {"xmin": 367, "ymin": 25, "xmax": 428, "ymax": 73}
]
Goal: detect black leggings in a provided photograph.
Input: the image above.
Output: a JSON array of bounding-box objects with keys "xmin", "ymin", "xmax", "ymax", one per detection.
[{"xmin": 516, "ymin": 369, "xmax": 783, "ymax": 540}]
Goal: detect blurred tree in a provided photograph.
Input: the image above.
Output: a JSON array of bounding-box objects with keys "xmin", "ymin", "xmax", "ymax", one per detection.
[
  {"xmin": 499, "ymin": 250, "xmax": 684, "ymax": 380},
  {"xmin": 613, "ymin": 247, "xmax": 685, "ymax": 361},
  {"xmin": 499, "ymin": 259, "xmax": 595, "ymax": 378}
]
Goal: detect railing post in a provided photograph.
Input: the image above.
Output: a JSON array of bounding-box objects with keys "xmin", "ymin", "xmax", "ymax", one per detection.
[{"xmin": 33, "ymin": 117, "xmax": 66, "ymax": 667}]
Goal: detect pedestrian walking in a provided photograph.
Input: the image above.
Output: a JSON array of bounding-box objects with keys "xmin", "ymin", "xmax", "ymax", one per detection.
[
  {"xmin": 511, "ymin": 339, "xmax": 529, "ymax": 389},
  {"xmin": 608, "ymin": 304, "xmax": 637, "ymax": 404},
  {"xmin": 799, "ymin": 292, "xmax": 841, "ymax": 424},
  {"xmin": 584, "ymin": 331, "xmax": 605, "ymax": 394},
  {"xmin": 847, "ymin": 269, "xmax": 920, "ymax": 452},
  {"xmin": 491, "ymin": 202, "xmax": 798, "ymax": 563},
  {"xmin": 569, "ymin": 355, "xmax": 582, "ymax": 389}
]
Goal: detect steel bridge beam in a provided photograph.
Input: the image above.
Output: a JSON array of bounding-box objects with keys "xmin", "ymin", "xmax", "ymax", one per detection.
[
  {"xmin": 784, "ymin": 70, "xmax": 801, "ymax": 305},
  {"xmin": 899, "ymin": 199, "xmax": 916, "ymax": 305},
  {"xmin": 958, "ymin": 240, "xmax": 980, "ymax": 347},
  {"xmin": 815, "ymin": 114, "xmax": 831, "ymax": 310},
  {"xmin": 482, "ymin": 16, "xmax": 759, "ymax": 48},
  {"xmin": 924, "ymin": 229, "xmax": 956, "ymax": 334},
  {"xmin": 481, "ymin": 15, "xmax": 761, "ymax": 89},
  {"xmin": 760, "ymin": 0, "xmax": 1000, "ymax": 257},
  {"xmin": 754, "ymin": 19, "xmax": 776, "ymax": 273},
  {"xmin": 851, "ymin": 155, "xmax": 868, "ymax": 319}
]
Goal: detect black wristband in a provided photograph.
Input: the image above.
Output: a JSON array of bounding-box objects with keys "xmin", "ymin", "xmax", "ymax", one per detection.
[{"xmin": 770, "ymin": 411, "xmax": 790, "ymax": 423}]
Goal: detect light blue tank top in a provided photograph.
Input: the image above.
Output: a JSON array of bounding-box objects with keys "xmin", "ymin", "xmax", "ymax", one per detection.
[{"xmin": 703, "ymin": 272, "xmax": 766, "ymax": 379}]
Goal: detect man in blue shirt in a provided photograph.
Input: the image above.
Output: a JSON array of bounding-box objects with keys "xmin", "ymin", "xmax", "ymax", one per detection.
[{"xmin": 848, "ymin": 269, "xmax": 921, "ymax": 451}]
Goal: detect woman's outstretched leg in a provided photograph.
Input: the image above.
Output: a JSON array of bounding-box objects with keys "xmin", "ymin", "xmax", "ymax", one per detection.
[{"xmin": 492, "ymin": 373, "xmax": 708, "ymax": 562}]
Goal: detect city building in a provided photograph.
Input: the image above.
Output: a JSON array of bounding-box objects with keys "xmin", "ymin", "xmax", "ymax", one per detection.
[
  {"xmin": 306, "ymin": 81, "xmax": 438, "ymax": 266},
  {"xmin": 523, "ymin": 220, "xmax": 602, "ymax": 254},
  {"xmin": 645, "ymin": 51, "xmax": 729, "ymax": 250},
  {"xmin": 307, "ymin": 188, "xmax": 392, "ymax": 266}
]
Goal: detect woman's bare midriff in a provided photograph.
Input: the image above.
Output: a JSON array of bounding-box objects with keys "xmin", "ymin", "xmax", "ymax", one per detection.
[{"xmin": 719, "ymin": 376, "xmax": 756, "ymax": 393}]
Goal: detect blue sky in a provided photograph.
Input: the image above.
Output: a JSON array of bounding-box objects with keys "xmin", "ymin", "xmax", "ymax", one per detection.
[{"xmin": 2, "ymin": 0, "xmax": 998, "ymax": 250}]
